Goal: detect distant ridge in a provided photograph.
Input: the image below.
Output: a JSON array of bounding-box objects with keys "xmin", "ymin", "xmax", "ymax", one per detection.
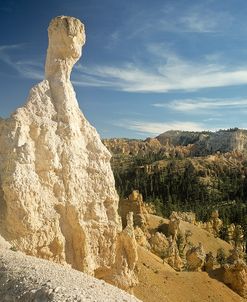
[{"xmin": 103, "ymin": 128, "xmax": 247, "ymax": 157}]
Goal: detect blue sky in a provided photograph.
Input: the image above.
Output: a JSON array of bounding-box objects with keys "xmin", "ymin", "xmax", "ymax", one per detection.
[{"xmin": 1, "ymin": 0, "xmax": 247, "ymax": 138}]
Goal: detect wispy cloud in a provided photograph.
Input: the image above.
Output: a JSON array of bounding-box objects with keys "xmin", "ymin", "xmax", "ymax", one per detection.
[
  {"xmin": 90, "ymin": 3, "xmax": 237, "ymax": 93},
  {"xmin": 154, "ymin": 98, "xmax": 247, "ymax": 112},
  {"xmin": 3, "ymin": 42, "xmax": 246, "ymax": 94},
  {"xmin": 15, "ymin": 60, "xmax": 43, "ymax": 80},
  {"xmin": 114, "ymin": 120, "xmax": 207, "ymax": 135},
  {"xmin": 108, "ymin": 2, "xmax": 233, "ymax": 45},
  {"xmin": 0, "ymin": 44, "xmax": 43, "ymax": 80},
  {"xmin": 74, "ymin": 63, "xmax": 164, "ymax": 91},
  {"xmin": 174, "ymin": 7, "xmax": 233, "ymax": 33},
  {"xmin": 0, "ymin": 44, "xmax": 23, "ymax": 69},
  {"xmin": 74, "ymin": 52, "xmax": 247, "ymax": 93}
]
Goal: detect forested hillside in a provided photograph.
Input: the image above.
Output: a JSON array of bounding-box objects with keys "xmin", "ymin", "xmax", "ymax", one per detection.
[{"xmin": 103, "ymin": 129, "xmax": 247, "ymax": 242}]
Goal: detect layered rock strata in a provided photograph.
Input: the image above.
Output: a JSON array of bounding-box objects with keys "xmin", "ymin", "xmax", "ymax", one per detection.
[{"xmin": 0, "ymin": 16, "xmax": 137, "ymax": 290}]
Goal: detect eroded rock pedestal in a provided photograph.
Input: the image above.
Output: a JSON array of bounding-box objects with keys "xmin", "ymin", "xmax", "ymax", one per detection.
[
  {"xmin": 223, "ymin": 257, "xmax": 247, "ymax": 298},
  {"xmin": 118, "ymin": 190, "xmax": 148, "ymax": 229},
  {"xmin": 0, "ymin": 16, "xmax": 137, "ymax": 291},
  {"xmin": 186, "ymin": 243, "xmax": 206, "ymax": 271}
]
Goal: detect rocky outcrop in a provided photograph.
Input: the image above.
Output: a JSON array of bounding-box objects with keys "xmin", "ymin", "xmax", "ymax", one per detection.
[
  {"xmin": 199, "ymin": 210, "xmax": 223, "ymax": 238},
  {"xmin": 165, "ymin": 236, "xmax": 183, "ymax": 271},
  {"xmin": 204, "ymin": 251, "xmax": 214, "ymax": 272},
  {"xmin": 175, "ymin": 211, "xmax": 196, "ymax": 224},
  {"xmin": 156, "ymin": 129, "xmax": 247, "ymax": 155},
  {"xmin": 96, "ymin": 213, "xmax": 138, "ymax": 292},
  {"xmin": 156, "ymin": 130, "xmax": 201, "ymax": 146},
  {"xmin": 226, "ymin": 224, "xmax": 245, "ymax": 252},
  {"xmin": 226, "ymin": 224, "xmax": 236, "ymax": 246},
  {"xmin": 104, "ymin": 129, "xmax": 247, "ymax": 161},
  {"xmin": 134, "ymin": 227, "xmax": 151, "ymax": 250},
  {"xmin": 223, "ymin": 257, "xmax": 247, "ymax": 298},
  {"xmin": 186, "ymin": 243, "xmax": 206, "ymax": 271},
  {"xmin": 210, "ymin": 210, "xmax": 223, "ymax": 237},
  {"xmin": 149, "ymin": 232, "xmax": 168, "ymax": 258},
  {"xmin": 168, "ymin": 212, "xmax": 181, "ymax": 239},
  {"xmin": 0, "ymin": 16, "xmax": 137, "ymax": 291},
  {"xmin": 103, "ymin": 137, "xmax": 163, "ymax": 157},
  {"xmin": 199, "ymin": 130, "xmax": 247, "ymax": 155},
  {"xmin": 118, "ymin": 190, "xmax": 148, "ymax": 229}
]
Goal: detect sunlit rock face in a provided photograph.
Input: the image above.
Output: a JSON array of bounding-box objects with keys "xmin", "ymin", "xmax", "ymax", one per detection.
[{"xmin": 0, "ymin": 16, "xmax": 137, "ymax": 291}]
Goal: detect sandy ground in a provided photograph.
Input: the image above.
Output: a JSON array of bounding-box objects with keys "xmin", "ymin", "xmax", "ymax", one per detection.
[{"xmin": 134, "ymin": 246, "xmax": 244, "ymax": 302}]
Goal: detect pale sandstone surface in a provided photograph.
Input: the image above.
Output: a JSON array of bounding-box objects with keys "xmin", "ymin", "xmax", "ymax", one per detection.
[
  {"xmin": 0, "ymin": 248, "xmax": 140, "ymax": 302},
  {"xmin": 0, "ymin": 235, "xmax": 11, "ymax": 250},
  {"xmin": 95, "ymin": 213, "xmax": 139, "ymax": 291},
  {"xmin": 0, "ymin": 16, "xmax": 137, "ymax": 290}
]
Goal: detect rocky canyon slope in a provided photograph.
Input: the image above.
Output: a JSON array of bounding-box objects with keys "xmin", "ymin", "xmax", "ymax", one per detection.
[{"xmin": 0, "ymin": 16, "xmax": 137, "ymax": 291}]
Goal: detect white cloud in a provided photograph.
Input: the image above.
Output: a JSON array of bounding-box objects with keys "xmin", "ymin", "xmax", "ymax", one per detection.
[
  {"xmin": 176, "ymin": 8, "xmax": 233, "ymax": 33},
  {"xmin": 0, "ymin": 44, "xmax": 43, "ymax": 80},
  {"xmin": 0, "ymin": 44, "xmax": 23, "ymax": 68},
  {"xmin": 77, "ymin": 4, "xmax": 236, "ymax": 93},
  {"xmin": 112, "ymin": 2, "xmax": 232, "ymax": 42},
  {"xmin": 154, "ymin": 98, "xmax": 247, "ymax": 112},
  {"xmin": 114, "ymin": 120, "xmax": 207, "ymax": 135},
  {"xmin": 180, "ymin": 13, "xmax": 216, "ymax": 33},
  {"xmin": 74, "ymin": 63, "xmax": 166, "ymax": 91},
  {"xmin": 3, "ymin": 42, "xmax": 247, "ymax": 95},
  {"xmin": 16, "ymin": 60, "xmax": 43, "ymax": 80},
  {"xmin": 74, "ymin": 54, "xmax": 247, "ymax": 93}
]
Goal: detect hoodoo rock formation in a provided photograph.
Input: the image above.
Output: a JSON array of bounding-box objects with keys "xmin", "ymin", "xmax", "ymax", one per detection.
[
  {"xmin": 186, "ymin": 243, "xmax": 206, "ymax": 271},
  {"xmin": 223, "ymin": 250, "xmax": 247, "ymax": 298},
  {"xmin": 0, "ymin": 16, "xmax": 137, "ymax": 291},
  {"xmin": 118, "ymin": 190, "xmax": 148, "ymax": 229}
]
